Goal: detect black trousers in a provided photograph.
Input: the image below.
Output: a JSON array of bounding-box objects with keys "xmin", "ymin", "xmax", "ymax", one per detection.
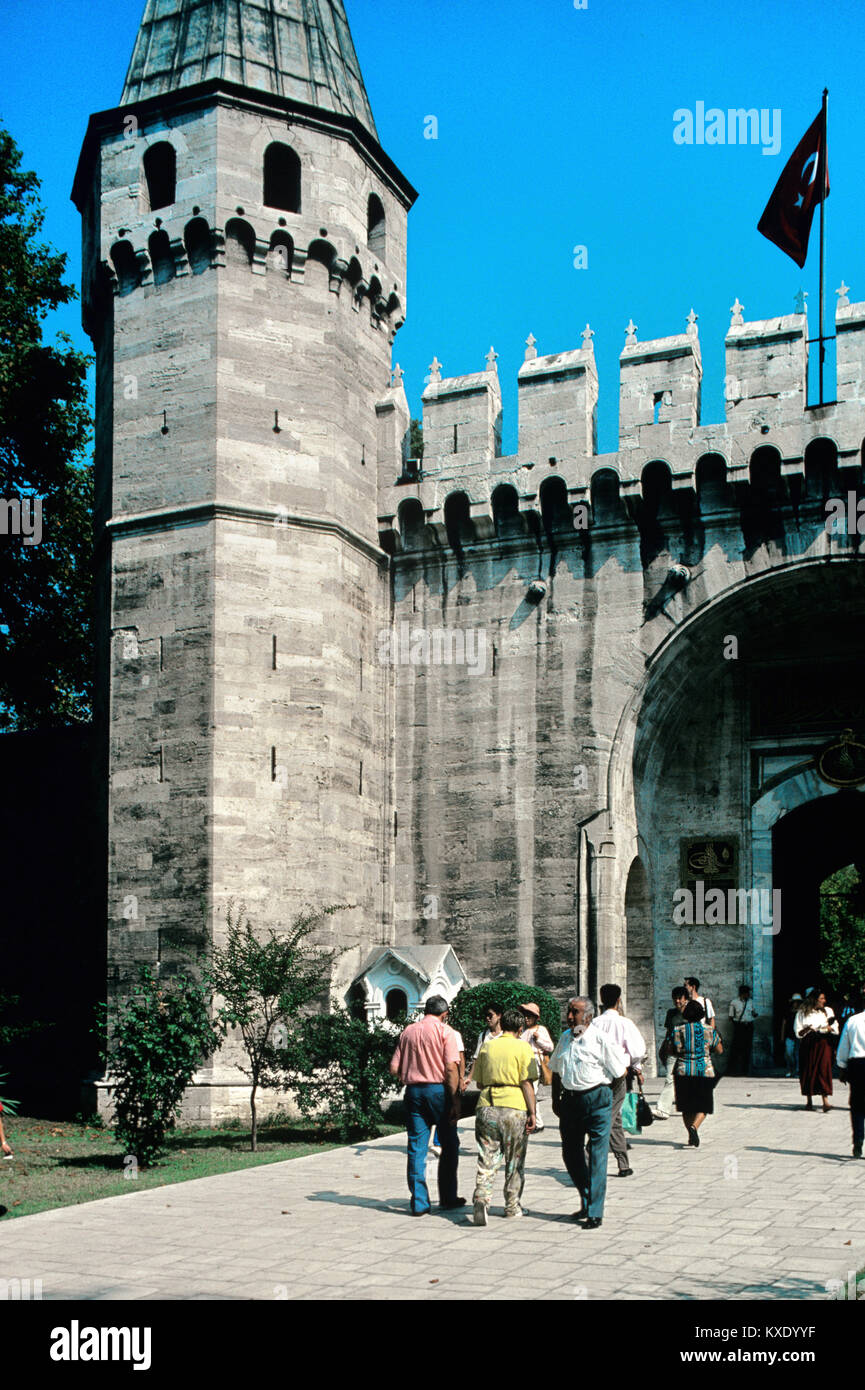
[{"xmin": 729, "ymin": 1022, "xmax": 754, "ymax": 1075}]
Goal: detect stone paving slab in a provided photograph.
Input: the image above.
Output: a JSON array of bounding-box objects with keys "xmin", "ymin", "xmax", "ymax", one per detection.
[{"xmin": 1, "ymin": 1078, "xmax": 863, "ymax": 1301}]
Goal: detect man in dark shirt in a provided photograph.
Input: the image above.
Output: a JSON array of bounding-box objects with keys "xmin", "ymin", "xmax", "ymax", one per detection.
[{"xmin": 654, "ymin": 986, "xmax": 688, "ymax": 1119}]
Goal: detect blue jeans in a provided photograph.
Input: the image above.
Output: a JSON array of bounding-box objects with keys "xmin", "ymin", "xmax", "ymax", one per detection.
[
  {"xmin": 559, "ymin": 1083, "xmax": 613, "ymax": 1220},
  {"xmin": 404, "ymin": 1084, "xmax": 459, "ymax": 1213}
]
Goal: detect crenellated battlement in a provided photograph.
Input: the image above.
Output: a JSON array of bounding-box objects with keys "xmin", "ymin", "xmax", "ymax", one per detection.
[
  {"xmin": 100, "ymin": 212, "xmax": 404, "ymax": 338},
  {"xmin": 378, "ymin": 293, "xmax": 865, "ymax": 557}
]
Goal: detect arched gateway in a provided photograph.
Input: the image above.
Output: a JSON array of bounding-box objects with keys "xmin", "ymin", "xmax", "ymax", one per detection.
[{"xmin": 602, "ymin": 558, "xmax": 865, "ymax": 1070}]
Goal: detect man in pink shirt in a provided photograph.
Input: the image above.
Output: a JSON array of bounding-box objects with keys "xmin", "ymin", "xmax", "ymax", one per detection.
[{"xmin": 390, "ymin": 996, "xmax": 464, "ymax": 1215}]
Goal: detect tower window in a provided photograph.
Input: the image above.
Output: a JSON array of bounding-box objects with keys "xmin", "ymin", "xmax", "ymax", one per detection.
[
  {"xmin": 263, "ymin": 143, "xmax": 301, "ymax": 214},
  {"xmin": 367, "ymin": 193, "xmax": 386, "ymax": 257},
  {"xmin": 142, "ymin": 142, "xmax": 176, "ymax": 212}
]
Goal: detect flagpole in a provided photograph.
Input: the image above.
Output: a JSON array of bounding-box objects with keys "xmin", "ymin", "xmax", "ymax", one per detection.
[{"xmin": 819, "ymin": 87, "xmax": 828, "ymax": 404}]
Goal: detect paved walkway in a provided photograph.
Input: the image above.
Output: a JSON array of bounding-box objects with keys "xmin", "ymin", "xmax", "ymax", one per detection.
[{"xmin": 2, "ymin": 1079, "xmax": 863, "ymax": 1300}]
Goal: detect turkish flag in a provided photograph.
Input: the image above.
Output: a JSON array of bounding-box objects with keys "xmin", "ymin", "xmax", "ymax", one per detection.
[{"xmin": 757, "ymin": 111, "xmax": 829, "ymax": 267}]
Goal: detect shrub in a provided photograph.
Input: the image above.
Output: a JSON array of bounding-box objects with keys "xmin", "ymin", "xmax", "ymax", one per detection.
[
  {"xmin": 279, "ymin": 1012, "xmax": 397, "ymax": 1139},
  {"xmin": 448, "ymin": 982, "xmax": 563, "ymax": 1057},
  {"xmin": 102, "ymin": 967, "xmax": 221, "ymax": 1167}
]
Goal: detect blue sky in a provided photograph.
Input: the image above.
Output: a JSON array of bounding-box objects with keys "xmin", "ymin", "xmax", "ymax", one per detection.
[{"xmin": 1, "ymin": 0, "xmax": 862, "ymax": 454}]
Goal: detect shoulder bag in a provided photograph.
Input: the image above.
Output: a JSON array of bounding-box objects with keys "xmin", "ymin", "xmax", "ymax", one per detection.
[{"xmin": 636, "ymin": 1077, "xmax": 654, "ymax": 1128}]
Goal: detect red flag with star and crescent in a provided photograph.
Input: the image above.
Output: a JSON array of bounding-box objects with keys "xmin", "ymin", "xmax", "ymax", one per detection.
[{"xmin": 757, "ymin": 111, "xmax": 829, "ymax": 267}]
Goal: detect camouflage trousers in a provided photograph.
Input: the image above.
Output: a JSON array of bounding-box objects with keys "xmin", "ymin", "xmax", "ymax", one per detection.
[{"xmin": 473, "ymin": 1105, "xmax": 530, "ymax": 1214}]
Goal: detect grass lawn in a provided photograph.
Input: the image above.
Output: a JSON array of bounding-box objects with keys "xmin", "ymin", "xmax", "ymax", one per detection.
[{"xmin": 0, "ymin": 1114, "xmax": 402, "ymax": 1221}]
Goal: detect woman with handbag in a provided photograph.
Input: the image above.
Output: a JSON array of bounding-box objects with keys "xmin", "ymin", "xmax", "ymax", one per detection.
[
  {"xmin": 670, "ymin": 1000, "xmax": 723, "ymax": 1148},
  {"xmin": 520, "ymin": 1002, "xmax": 554, "ymax": 1133}
]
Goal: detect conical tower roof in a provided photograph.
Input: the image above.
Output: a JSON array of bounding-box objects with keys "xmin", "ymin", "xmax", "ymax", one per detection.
[{"xmin": 121, "ymin": 0, "xmax": 378, "ymax": 138}]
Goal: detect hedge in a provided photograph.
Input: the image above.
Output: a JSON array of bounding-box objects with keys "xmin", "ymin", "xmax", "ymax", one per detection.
[{"xmin": 448, "ymin": 981, "xmax": 563, "ymax": 1059}]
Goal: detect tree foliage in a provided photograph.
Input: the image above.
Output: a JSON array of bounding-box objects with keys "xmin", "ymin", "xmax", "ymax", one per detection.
[
  {"xmin": 279, "ymin": 1012, "xmax": 397, "ymax": 1139},
  {"xmin": 101, "ymin": 967, "xmax": 221, "ymax": 1167},
  {"xmin": 447, "ymin": 981, "xmax": 563, "ymax": 1055},
  {"xmin": 819, "ymin": 864, "xmax": 865, "ymax": 993},
  {"xmin": 203, "ymin": 904, "xmax": 341, "ymax": 1150},
  {"xmin": 409, "ymin": 417, "xmax": 423, "ymax": 462},
  {"xmin": 0, "ymin": 124, "xmax": 93, "ymax": 730}
]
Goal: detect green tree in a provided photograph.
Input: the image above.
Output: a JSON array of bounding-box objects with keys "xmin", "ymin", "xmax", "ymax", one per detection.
[
  {"xmin": 447, "ymin": 981, "xmax": 563, "ymax": 1057},
  {"xmin": 0, "ymin": 125, "xmax": 93, "ymax": 730},
  {"xmin": 409, "ymin": 417, "xmax": 423, "ymax": 462},
  {"xmin": 204, "ymin": 904, "xmax": 341, "ymax": 1151},
  {"xmin": 101, "ymin": 967, "xmax": 221, "ymax": 1167},
  {"xmin": 279, "ymin": 1012, "xmax": 397, "ymax": 1140},
  {"xmin": 819, "ymin": 864, "xmax": 865, "ymax": 992}
]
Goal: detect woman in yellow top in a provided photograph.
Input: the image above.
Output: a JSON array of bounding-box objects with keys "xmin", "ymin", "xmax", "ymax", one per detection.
[{"xmin": 470, "ymin": 1008, "xmax": 538, "ymax": 1225}]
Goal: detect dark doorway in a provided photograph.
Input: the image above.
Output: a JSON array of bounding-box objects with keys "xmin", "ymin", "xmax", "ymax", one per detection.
[
  {"xmin": 772, "ymin": 789, "xmax": 865, "ymax": 1048},
  {"xmin": 385, "ymin": 988, "xmax": 408, "ymax": 1021}
]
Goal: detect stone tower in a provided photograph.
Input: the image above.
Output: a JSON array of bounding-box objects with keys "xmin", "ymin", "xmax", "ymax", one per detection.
[{"xmin": 73, "ymin": 0, "xmax": 416, "ymax": 1116}]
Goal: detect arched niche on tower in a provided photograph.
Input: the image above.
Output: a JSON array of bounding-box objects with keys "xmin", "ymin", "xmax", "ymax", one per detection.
[
  {"xmin": 695, "ymin": 453, "xmax": 733, "ymax": 517},
  {"xmin": 590, "ymin": 467, "xmax": 626, "ymax": 526},
  {"xmin": 148, "ymin": 229, "xmax": 175, "ymax": 285},
  {"xmin": 263, "ymin": 142, "xmax": 301, "ymax": 214},
  {"xmin": 748, "ymin": 445, "xmax": 783, "ymax": 500},
  {"xmin": 741, "ymin": 445, "xmax": 784, "ymax": 548},
  {"xmin": 141, "ymin": 141, "xmax": 176, "ymax": 213},
  {"xmin": 397, "ymin": 498, "xmax": 426, "ymax": 551},
  {"xmin": 225, "ymin": 217, "xmax": 255, "ymax": 268},
  {"xmin": 367, "ymin": 193, "xmax": 386, "ymax": 258},
  {"xmin": 386, "ymin": 292, "xmax": 403, "ymax": 331},
  {"xmin": 184, "ymin": 218, "xmax": 212, "ymax": 275},
  {"xmin": 444, "ymin": 491, "xmax": 473, "ymax": 553},
  {"xmin": 639, "ymin": 460, "xmax": 674, "ymax": 566},
  {"xmin": 641, "ymin": 459, "xmax": 675, "ymax": 517},
  {"xmin": 367, "ymin": 274, "xmax": 385, "ymax": 323},
  {"xmin": 267, "ymin": 230, "xmax": 294, "ymax": 278},
  {"xmin": 492, "ymin": 483, "xmax": 522, "ymax": 539},
  {"xmin": 540, "ymin": 474, "xmax": 571, "ymax": 535},
  {"xmin": 110, "ymin": 239, "xmax": 141, "ymax": 296},
  {"xmin": 803, "ymin": 436, "xmax": 840, "ymax": 502},
  {"xmin": 305, "ymin": 238, "xmax": 335, "ymax": 291}
]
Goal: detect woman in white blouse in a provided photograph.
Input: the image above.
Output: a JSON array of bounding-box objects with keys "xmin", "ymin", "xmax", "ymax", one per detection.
[{"xmin": 795, "ymin": 989, "xmax": 839, "ymax": 1112}]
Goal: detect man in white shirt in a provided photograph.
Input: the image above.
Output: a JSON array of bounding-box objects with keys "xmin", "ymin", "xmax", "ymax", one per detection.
[
  {"xmin": 836, "ymin": 995, "xmax": 865, "ymax": 1159},
  {"xmin": 728, "ymin": 985, "xmax": 759, "ymax": 1075},
  {"xmin": 685, "ymin": 977, "xmax": 715, "ymax": 1025},
  {"xmin": 594, "ymin": 984, "xmax": 646, "ymax": 1178},
  {"xmin": 550, "ymin": 995, "xmax": 627, "ymax": 1229}
]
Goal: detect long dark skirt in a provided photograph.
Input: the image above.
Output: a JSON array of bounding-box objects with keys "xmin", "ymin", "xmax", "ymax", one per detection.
[
  {"xmin": 674, "ymin": 1074, "xmax": 715, "ymax": 1115},
  {"xmin": 799, "ymin": 1032, "xmax": 833, "ymax": 1097}
]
